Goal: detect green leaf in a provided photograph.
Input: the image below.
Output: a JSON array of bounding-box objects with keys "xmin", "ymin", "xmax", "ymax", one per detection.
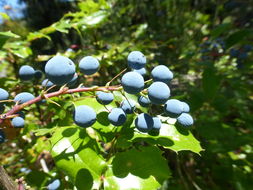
[
  {"xmin": 3, "ymin": 41, "xmax": 32, "ymax": 58},
  {"xmin": 50, "ymin": 126, "xmax": 107, "ymax": 190},
  {"xmin": 33, "ymin": 128, "xmax": 56, "ymax": 136},
  {"xmin": 0, "ymin": 31, "xmax": 20, "ymax": 48},
  {"xmin": 130, "ymin": 123, "xmax": 203, "ymax": 154},
  {"xmin": 79, "ymin": 10, "xmax": 109, "ymax": 29},
  {"xmin": 104, "ymin": 146, "xmax": 170, "ymax": 190},
  {"xmin": 211, "ymin": 23, "xmax": 232, "ymax": 38},
  {"xmin": 27, "ymin": 32, "xmax": 51, "ymax": 41},
  {"xmin": 0, "ymin": 12, "xmax": 10, "ymax": 20},
  {"xmin": 52, "ymin": 19, "xmax": 72, "ymax": 33},
  {"xmin": 11, "ymin": 46, "xmax": 32, "ymax": 58},
  {"xmin": 202, "ymin": 66, "xmax": 221, "ymax": 100},
  {"xmin": 26, "ymin": 170, "xmax": 50, "ymax": 188},
  {"xmin": 225, "ymin": 29, "xmax": 253, "ymax": 48},
  {"xmin": 0, "ymin": 31, "xmax": 20, "ymax": 38}
]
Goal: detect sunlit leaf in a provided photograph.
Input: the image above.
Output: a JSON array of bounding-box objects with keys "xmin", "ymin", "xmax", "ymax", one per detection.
[
  {"xmin": 104, "ymin": 146, "xmax": 170, "ymax": 190},
  {"xmin": 50, "ymin": 126, "xmax": 107, "ymax": 190}
]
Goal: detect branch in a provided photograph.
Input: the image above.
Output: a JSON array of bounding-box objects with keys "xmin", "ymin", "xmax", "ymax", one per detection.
[
  {"xmin": 0, "ymin": 85, "xmax": 122, "ymax": 125},
  {"xmin": 0, "ymin": 166, "xmax": 17, "ymax": 190}
]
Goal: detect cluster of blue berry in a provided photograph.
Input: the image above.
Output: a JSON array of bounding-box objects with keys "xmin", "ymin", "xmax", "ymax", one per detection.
[
  {"xmin": 230, "ymin": 45, "xmax": 252, "ymax": 68},
  {"xmin": 0, "ymin": 51, "xmax": 194, "ymax": 142}
]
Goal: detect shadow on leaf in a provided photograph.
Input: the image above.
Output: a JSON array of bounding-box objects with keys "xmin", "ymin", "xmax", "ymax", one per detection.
[{"xmin": 75, "ymin": 168, "xmax": 93, "ymax": 190}]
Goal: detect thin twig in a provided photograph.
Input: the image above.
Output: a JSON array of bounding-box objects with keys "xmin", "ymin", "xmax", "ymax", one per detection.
[{"xmin": 0, "ymin": 85, "xmax": 122, "ymax": 125}]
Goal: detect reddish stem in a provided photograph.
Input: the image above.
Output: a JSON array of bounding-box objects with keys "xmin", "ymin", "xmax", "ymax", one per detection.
[{"xmin": 0, "ymin": 85, "xmax": 122, "ymax": 125}]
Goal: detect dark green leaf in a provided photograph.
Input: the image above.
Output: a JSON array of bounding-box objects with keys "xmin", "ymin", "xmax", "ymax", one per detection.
[
  {"xmin": 50, "ymin": 126, "xmax": 107, "ymax": 190},
  {"xmin": 225, "ymin": 29, "xmax": 253, "ymax": 48},
  {"xmin": 104, "ymin": 146, "xmax": 170, "ymax": 190}
]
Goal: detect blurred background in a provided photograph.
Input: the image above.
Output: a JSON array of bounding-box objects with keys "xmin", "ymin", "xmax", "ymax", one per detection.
[{"xmin": 0, "ymin": 0, "xmax": 253, "ymax": 189}]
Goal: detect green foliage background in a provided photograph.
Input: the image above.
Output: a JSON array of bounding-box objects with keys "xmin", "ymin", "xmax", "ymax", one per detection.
[{"xmin": 0, "ymin": 0, "xmax": 253, "ymax": 189}]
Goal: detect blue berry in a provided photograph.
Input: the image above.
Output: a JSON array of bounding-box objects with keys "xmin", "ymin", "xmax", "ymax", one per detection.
[
  {"xmin": 14, "ymin": 92, "xmax": 35, "ymax": 104},
  {"xmin": 48, "ymin": 179, "xmax": 60, "ymax": 190},
  {"xmin": 238, "ymin": 52, "xmax": 247, "ymax": 59},
  {"xmin": 230, "ymin": 48, "xmax": 239, "ymax": 57},
  {"xmin": 96, "ymin": 91, "xmax": 114, "ymax": 105},
  {"xmin": 133, "ymin": 68, "xmax": 146, "ymax": 76},
  {"xmin": 177, "ymin": 113, "xmax": 194, "ymax": 127},
  {"xmin": 121, "ymin": 72, "xmax": 144, "ymax": 94},
  {"xmin": 151, "ymin": 65, "xmax": 173, "ymax": 84},
  {"xmin": 0, "ymin": 88, "xmax": 9, "ymax": 103},
  {"xmin": 243, "ymin": 45, "xmax": 252, "ymax": 52},
  {"xmin": 108, "ymin": 108, "xmax": 127, "ymax": 126},
  {"xmin": 0, "ymin": 130, "xmax": 5, "ymax": 143},
  {"xmin": 152, "ymin": 117, "xmax": 161, "ymax": 131},
  {"xmin": 11, "ymin": 117, "xmax": 25, "ymax": 128},
  {"xmin": 73, "ymin": 105, "xmax": 96, "ymax": 128},
  {"xmin": 135, "ymin": 113, "xmax": 153, "ymax": 133},
  {"xmin": 148, "ymin": 82, "xmax": 170, "ymax": 105},
  {"xmin": 120, "ymin": 99, "xmax": 135, "ymax": 114},
  {"xmin": 138, "ymin": 96, "xmax": 150, "ymax": 107},
  {"xmin": 34, "ymin": 70, "xmax": 43, "ymax": 79},
  {"xmin": 42, "ymin": 79, "xmax": 54, "ymax": 88},
  {"xmin": 164, "ymin": 99, "xmax": 184, "ymax": 118},
  {"xmin": 127, "ymin": 51, "xmax": 146, "ymax": 69},
  {"xmin": 181, "ymin": 101, "xmax": 190, "ymax": 113},
  {"xmin": 19, "ymin": 65, "xmax": 35, "ymax": 81},
  {"xmin": 79, "ymin": 56, "xmax": 100, "ymax": 75},
  {"xmin": 45, "ymin": 55, "xmax": 76, "ymax": 85}
]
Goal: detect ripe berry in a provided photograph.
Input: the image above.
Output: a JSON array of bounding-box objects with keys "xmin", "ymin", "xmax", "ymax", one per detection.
[
  {"xmin": 230, "ymin": 48, "xmax": 239, "ymax": 57},
  {"xmin": 0, "ymin": 130, "xmax": 5, "ymax": 143},
  {"xmin": 120, "ymin": 99, "xmax": 135, "ymax": 114},
  {"xmin": 108, "ymin": 108, "xmax": 127, "ymax": 126},
  {"xmin": 14, "ymin": 92, "xmax": 35, "ymax": 104},
  {"xmin": 42, "ymin": 79, "xmax": 54, "ymax": 88},
  {"xmin": 45, "ymin": 55, "xmax": 76, "ymax": 85},
  {"xmin": 11, "ymin": 117, "xmax": 25, "ymax": 128},
  {"xmin": 152, "ymin": 117, "xmax": 161, "ymax": 131},
  {"xmin": 138, "ymin": 96, "xmax": 150, "ymax": 107},
  {"xmin": 177, "ymin": 113, "xmax": 194, "ymax": 127},
  {"xmin": 47, "ymin": 179, "xmax": 60, "ymax": 190},
  {"xmin": 19, "ymin": 65, "xmax": 35, "ymax": 81},
  {"xmin": 164, "ymin": 99, "xmax": 184, "ymax": 118},
  {"xmin": 148, "ymin": 82, "xmax": 170, "ymax": 104},
  {"xmin": 181, "ymin": 101, "xmax": 190, "ymax": 113},
  {"xmin": 0, "ymin": 88, "xmax": 9, "ymax": 103},
  {"xmin": 96, "ymin": 91, "xmax": 114, "ymax": 105},
  {"xmin": 127, "ymin": 51, "xmax": 146, "ymax": 69},
  {"xmin": 135, "ymin": 113, "xmax": 154, "ymax": 133},
  {"xmin": 133, "ymin": 68, "xmax": 146, "ymax": 76},
  {"xmin": 121, "ymin": 72, "xmax": 144, "ymax": 94},
  {"xmin": 151, "ymin": 65, "xmax": 173, "ymax": 84},
  {"xmin": 34, "ymin": 70, "xmax": 43, "ymax": 79},
  {"xmin": 79, "ymin": 56, "xmax": 100, "ymax": 75},
  {"xmin": 73, "ymin": 105, "xmax": 96, "ymax": 128}
]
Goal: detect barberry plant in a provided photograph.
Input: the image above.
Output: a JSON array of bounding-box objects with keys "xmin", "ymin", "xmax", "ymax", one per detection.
[{"xmin": 0, "ymin": 50, "xmax": 202, "ymax": 189}]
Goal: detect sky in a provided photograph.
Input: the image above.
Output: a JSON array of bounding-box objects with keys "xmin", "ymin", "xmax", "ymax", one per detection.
[{"xmin": 0, "ymin": 0, "xmax": 26, "ymax": 23}]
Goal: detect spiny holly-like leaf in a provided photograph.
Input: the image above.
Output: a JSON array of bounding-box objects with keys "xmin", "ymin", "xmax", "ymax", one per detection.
[
  {"xmin": 0, "ymin": 31, "xmax": 20, "ymax": 48},
  {"xmin": 33, "ymin": 128, "xmax": 56, "ymax": 136},
  {"xmin": 104, "ymin": 146, "xmax": 170, "ymax": 190},
  {"xmin": 131, "ymin": 123, "xmax": 203, "ymax": 154},
  {"xmin": 50, "ymin": 126, "xmax": 107, "ymax": 190}
]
